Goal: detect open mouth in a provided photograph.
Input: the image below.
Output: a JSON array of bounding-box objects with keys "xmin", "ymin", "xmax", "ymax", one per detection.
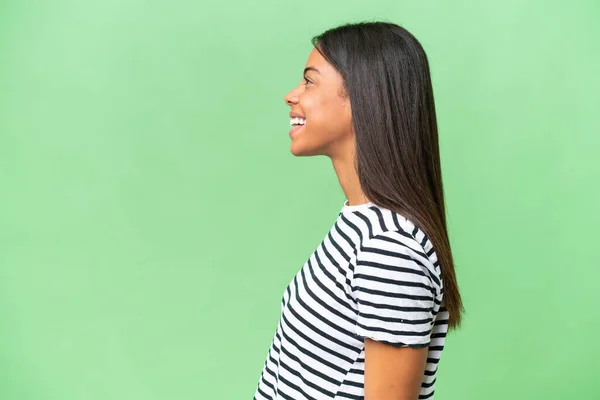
[{"xmin": 289, "ymin": 117, "xmax": 306, "ymax": 137}]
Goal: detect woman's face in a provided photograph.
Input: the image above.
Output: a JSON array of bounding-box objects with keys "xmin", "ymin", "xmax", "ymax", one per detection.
[{"xmin": 284, "ymin": 47, "xmax": 354, "ymax": 158}]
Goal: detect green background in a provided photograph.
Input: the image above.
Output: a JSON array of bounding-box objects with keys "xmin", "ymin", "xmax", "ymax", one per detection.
[{"xmin": 1, "ymin": 0, "xmax": 599, "ymax": 398}]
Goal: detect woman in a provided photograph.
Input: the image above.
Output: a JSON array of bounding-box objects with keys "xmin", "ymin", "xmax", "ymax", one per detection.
[{"xmin": 254, "ymin": 21, "xmax": 464, "ymax": 400}]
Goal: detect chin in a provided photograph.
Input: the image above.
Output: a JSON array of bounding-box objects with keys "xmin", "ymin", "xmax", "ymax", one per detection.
[
  {"xmin": 290, "ymin": 145, "xmax": 327, "ymax": 157},
  {"xmin": 289, "ymin": 129, "xmax": 332, "ymax": 157},
  {"xmin": 290, "ymin": 143, "xmax": 324, "ymax": 157},
  {"xmin": 290, "ymin": 146, "xmax": 314, "ymax": 157}
]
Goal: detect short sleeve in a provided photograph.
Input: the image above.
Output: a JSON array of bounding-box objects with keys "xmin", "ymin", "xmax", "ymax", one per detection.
[{"xmin": 351, "ymin": 230, "xmax": 442, "ymax": 348}]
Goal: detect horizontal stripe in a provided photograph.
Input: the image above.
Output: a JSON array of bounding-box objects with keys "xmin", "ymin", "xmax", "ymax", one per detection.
[
  {"xmin": 355, "ymin": 321, "xmax": 433, "ymax": 337},
  {"xmin": 357, "ymin": 310, "xmax": 433, "ymax": 325},
  {"xmin": 357, "ymin": 297, "xmax": 434, "ymax": 312},
  {"xmin": 353, "ymin": 272, "xmax": 435, "ymax": 294}
]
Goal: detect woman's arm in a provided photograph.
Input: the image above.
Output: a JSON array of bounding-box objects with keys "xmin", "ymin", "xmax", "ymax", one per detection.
[
  {"xmin": 353, "ymin": 229, "xmax": 443, "ymax": 399},
  {"xmin": 364, "ymin": 338, "xmax": 428, "ymax": 400}
]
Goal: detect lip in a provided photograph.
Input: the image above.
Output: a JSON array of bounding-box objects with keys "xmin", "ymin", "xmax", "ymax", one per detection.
[
  {"xmin": 289, "ymin": 112, "xmax": 306, "ymax": 119},
  {"xmin": 289, "ymin": 124, "xmax": 305, "ymax": 138}
]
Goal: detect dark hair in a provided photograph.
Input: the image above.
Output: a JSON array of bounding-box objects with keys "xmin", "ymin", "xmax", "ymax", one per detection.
[{"xmin": 312, "ymin": 21, "xmax": 464, "ymax": 329}]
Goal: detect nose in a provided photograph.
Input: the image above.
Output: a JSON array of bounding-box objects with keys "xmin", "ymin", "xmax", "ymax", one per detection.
[{"xmin": 284, "ymin": 84, "xmax": 301, "ymax": 106}]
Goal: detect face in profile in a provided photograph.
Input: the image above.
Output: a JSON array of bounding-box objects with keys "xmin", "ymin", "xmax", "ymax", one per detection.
[{"xmin": 284, "ymin": 47, "xmax": 355, "ymax": 158}]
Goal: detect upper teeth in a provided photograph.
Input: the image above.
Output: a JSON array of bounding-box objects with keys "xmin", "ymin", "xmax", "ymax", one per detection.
[{"xmin": 290, "ymin": 117, "xmax": 306, "ymax": 126}]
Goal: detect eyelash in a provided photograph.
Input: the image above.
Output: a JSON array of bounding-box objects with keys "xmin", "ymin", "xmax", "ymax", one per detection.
[{"xmin": 303, "ymin": 77, "xmax": 312, "ymax": 85}]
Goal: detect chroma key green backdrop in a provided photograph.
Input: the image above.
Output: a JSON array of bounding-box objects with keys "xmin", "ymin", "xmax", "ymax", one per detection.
[{"xmin": 1, "ymin": 0, "xmax": 598, "ymax": 399}]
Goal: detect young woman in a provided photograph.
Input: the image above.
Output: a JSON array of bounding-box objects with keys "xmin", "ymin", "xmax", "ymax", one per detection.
[{"xmin": 254, "ymin": 21, "xmax": 464, "ymax": 400}]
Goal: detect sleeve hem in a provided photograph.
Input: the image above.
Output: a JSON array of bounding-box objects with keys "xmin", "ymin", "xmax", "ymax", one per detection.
[{"xmin": 356, "ymin": 328, "xmax": 431, "ymax": 349}]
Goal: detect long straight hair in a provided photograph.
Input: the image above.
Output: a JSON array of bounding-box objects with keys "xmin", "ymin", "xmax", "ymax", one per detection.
[{"xmin": 312, "ymin": 21, "xmax": 464, "ymax": 329}]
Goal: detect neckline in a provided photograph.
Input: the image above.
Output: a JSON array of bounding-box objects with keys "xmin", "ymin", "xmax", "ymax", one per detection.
[{"xmin": 341, "ymin": 199, "xmax": 376, "ymax": 213}]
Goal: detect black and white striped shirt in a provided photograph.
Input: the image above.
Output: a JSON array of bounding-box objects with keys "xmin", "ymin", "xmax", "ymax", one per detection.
[{"xmin": 254, "ymin": 200, "xmax": 449, "ymax": 399}]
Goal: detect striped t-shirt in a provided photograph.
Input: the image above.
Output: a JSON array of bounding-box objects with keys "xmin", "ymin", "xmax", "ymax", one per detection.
[{"xmin": 254, "ymin": 200, "xmax": 449, "ymax": 399}]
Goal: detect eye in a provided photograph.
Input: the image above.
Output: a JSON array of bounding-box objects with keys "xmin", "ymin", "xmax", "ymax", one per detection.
[{"xmin": 303, "ymin": 76, "xmax": 312, "ymax": 85}]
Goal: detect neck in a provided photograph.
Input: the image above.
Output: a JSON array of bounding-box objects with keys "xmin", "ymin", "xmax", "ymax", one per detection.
[{"xmin": 331, "ymin": 152, "xmax": 370, "ymax": 206}]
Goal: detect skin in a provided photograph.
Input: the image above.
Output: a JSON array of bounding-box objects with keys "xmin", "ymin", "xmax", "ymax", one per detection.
[
  {"xmin": 284, "ymin": 47, "xmax": 429, "ymax": 399},
  {"xmin": 364, "ymin": 338, "xmax": 429, "ymax": 400},
  {"xmin": 284, "ymin": 47, "xmax": 368, "ymax": 207}
]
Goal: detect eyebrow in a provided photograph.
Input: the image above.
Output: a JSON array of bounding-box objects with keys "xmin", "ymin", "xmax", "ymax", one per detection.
[{"xmin": 303, "ymin": 66, "xmax": 321, "ymax": 75}]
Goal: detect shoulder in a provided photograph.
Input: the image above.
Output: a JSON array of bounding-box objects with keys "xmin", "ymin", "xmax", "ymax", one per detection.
[
  {"xmin": 356, "ymin": 225, "xmax": 442, "ymax": 296},
  {"xmin": 341, "ymin": 203, "xmax": 435, "ymax": 259}
]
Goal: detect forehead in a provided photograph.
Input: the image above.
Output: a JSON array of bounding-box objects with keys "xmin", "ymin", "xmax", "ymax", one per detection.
[{"xmin": 305, "ymin": 47, "xmax": 334, "ymax": 75}]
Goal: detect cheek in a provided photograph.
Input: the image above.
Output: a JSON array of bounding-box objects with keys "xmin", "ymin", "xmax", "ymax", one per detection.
[
  {"xmin": 322, "ymin": 99, "xmax": 352, "ymax": 132},
  {"xmin": 300, "ymin": 93, "xmax": 352, "ymax": 137},
  {"xmin": 299, "ymin": 93, "xmax": 320, "ymax": 116},
  {"xmin": 299, "ymin": 96, "xmax": 325, "ymax": 130},
  {"xmin": 303, "ymin": 95, "xmax": 341, "ymax": 122}
]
